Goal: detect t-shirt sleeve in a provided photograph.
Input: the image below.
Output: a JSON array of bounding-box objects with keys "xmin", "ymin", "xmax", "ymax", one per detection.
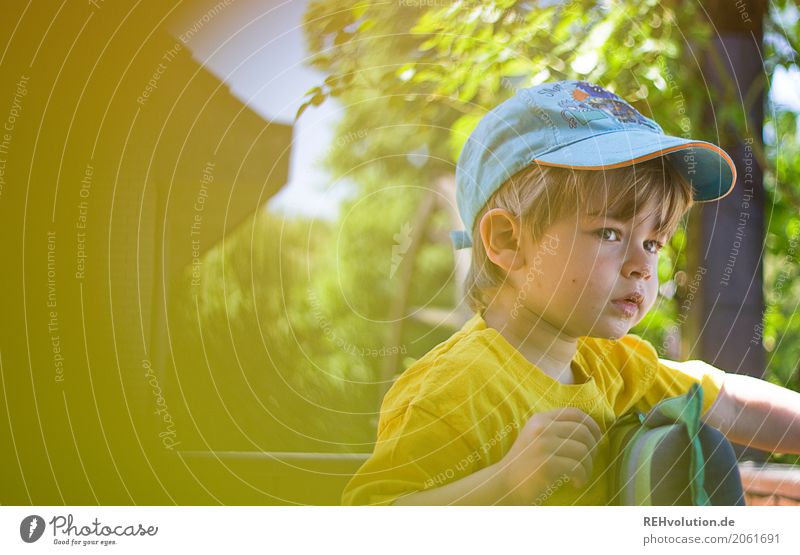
[
  {"xmin": 341, "ymin": 402, "xmax": 480, "ymax": 505},
  {"xmin": 636, "ymin": 356, "xmax": 727, "ymax": 417},
  {"xmin": 608, "ymin": 335, "xmax": 727, "ymax": 418}
]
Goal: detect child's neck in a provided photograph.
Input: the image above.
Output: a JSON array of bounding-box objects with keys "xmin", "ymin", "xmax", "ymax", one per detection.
[{"xmin": 483, "ymin": 296, "xmax": 579, "ymax": 385}]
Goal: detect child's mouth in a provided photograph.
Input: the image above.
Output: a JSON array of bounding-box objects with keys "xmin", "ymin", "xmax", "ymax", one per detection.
[{"xmin": 611, "ymin": 299, "xmax": 639, "ymax": 318}]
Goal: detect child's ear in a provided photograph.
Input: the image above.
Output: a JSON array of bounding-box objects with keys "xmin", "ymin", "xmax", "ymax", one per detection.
[{"xmin": 479, "ymin": 209, "xmax": 525, "ymax": 272}]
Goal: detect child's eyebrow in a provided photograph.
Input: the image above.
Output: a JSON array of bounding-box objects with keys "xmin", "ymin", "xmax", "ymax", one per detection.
[{"xmin": 582, "ymin": 213, "xmax": 625, "ymax": 223}]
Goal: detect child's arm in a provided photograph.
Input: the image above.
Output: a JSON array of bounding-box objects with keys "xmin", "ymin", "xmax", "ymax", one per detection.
[
  {"xmin": 703, "ymin": 373, "xmax": 800, "ymax": 454},
  {"xmin": 393, "ymin": 408, "xmax": 601, "ymax": 505}
]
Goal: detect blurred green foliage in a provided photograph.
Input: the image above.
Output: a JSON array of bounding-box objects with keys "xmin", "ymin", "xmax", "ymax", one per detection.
[
  {"xmin": 167, "ymin": 199, "xmax": 455, "ymax": 452},
  {"xmin": 168, "ymin": 213, "xmax": 377, "ymax": 452}
]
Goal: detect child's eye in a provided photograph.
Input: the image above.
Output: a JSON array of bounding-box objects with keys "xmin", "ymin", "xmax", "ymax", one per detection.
[
  {"xmin": 595, "ymin": 228, "xmax": 620, "ymax": 241},
  {"xmin": 644, "ymin": 240, "xmax": 665, "ymax": 254},
  {"xmin": 594, "ymin": 228, "xmax": 665, "ymax": 254}
]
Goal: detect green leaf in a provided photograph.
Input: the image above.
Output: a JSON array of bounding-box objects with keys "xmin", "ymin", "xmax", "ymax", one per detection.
[
  {"xmin": 448, "ymin": 111, "xmax": 485, "ymax": 162},
  {"xmin": 311, "ymin": 91, "xmax": 326, "ymax": 105},
  {"xmin": 294, "ymin": 100, "xmax": 311, "ymax": 122}
]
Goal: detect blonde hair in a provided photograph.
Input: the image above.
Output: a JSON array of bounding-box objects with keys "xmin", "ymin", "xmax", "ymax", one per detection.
[{"xmin": 465, "ymin": 157, "xmax": 694, "ymax": 312}]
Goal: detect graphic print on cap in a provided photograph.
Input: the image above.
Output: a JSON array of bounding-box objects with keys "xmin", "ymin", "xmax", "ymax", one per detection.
[{"xmin": 547, "ymin": 81, "xmax": 659, "ymax": 130}]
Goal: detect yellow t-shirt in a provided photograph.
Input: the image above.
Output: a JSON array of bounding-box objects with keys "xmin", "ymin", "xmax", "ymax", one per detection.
[{"xmin": 341, "ymin": 312, "xmax": 726, "ymax": 505}]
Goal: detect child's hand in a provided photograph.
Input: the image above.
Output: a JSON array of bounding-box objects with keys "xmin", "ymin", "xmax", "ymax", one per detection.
[{"xmin": 498, "ymin": 408, "xmax": 601, "ymax": 504}]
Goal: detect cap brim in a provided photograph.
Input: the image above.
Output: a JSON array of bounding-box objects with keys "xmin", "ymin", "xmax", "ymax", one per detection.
[{"xmin": 533, "ymin": 130, "xmax": 737, "ymax": 202}]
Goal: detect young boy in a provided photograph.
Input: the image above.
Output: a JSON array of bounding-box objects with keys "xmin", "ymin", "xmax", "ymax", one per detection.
[{"xmin": 342, "ymin": 80, "xmax": 800, "ymax": 505}]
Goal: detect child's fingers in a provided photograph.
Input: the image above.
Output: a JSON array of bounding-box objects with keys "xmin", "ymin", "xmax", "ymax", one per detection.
[
  {"xmin": 544, "ymin": 421, "xmax": 597, "ymax": 451},
  {"xmin": 545, "ymin": 437, "xmax": 594, "ymax": 483},
  {"xmin": 542, "ymin": 454, "xmax": 590, "ymax": 489},
  {"xmin": 550, "ymin": 408, "xmax": 602, "ymax": 445},
  {"xmin": 540, "ymin": 436, "xmax": 591, "ymax": 462}
]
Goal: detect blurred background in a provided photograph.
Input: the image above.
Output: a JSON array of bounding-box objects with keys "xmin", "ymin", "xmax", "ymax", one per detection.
[{"xmin": 1, "ymin": 0, "xmax": 799, "ymax": 505}]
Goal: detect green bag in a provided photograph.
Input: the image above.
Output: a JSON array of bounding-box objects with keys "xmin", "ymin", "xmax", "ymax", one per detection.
[{"xmin": 608, "ymin": 383, "xmax": 710, "ymax": 506}]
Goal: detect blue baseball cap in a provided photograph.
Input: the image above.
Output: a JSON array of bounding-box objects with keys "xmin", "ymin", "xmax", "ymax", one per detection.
[{"xmin": 451, "ymin": 80, "xmax": 737, "ymax": 249}]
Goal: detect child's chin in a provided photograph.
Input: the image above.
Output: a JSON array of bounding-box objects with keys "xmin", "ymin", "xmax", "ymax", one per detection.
[{"xmin": 587, "ymin": 323, "xmax": 631, "ymax": 340}]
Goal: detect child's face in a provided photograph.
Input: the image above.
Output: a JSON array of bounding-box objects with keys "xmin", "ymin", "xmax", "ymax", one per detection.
[{"xmin": 514, "ymin": 202, "xmax": 667, "ymax": 340}]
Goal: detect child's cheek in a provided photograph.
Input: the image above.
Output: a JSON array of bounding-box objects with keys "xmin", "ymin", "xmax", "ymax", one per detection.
[{"xmin": 641, "ymin": 290, "xmax": 657, "ymax": 315}]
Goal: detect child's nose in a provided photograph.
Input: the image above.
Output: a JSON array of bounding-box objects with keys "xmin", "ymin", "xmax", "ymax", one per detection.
[
  {"xmin": 621, "ymin": 251, "xmax": 653, "ymax": 280},
  {"xmin": 628, "ymin": 266, "xmax": 652, "ymax": 280}
]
